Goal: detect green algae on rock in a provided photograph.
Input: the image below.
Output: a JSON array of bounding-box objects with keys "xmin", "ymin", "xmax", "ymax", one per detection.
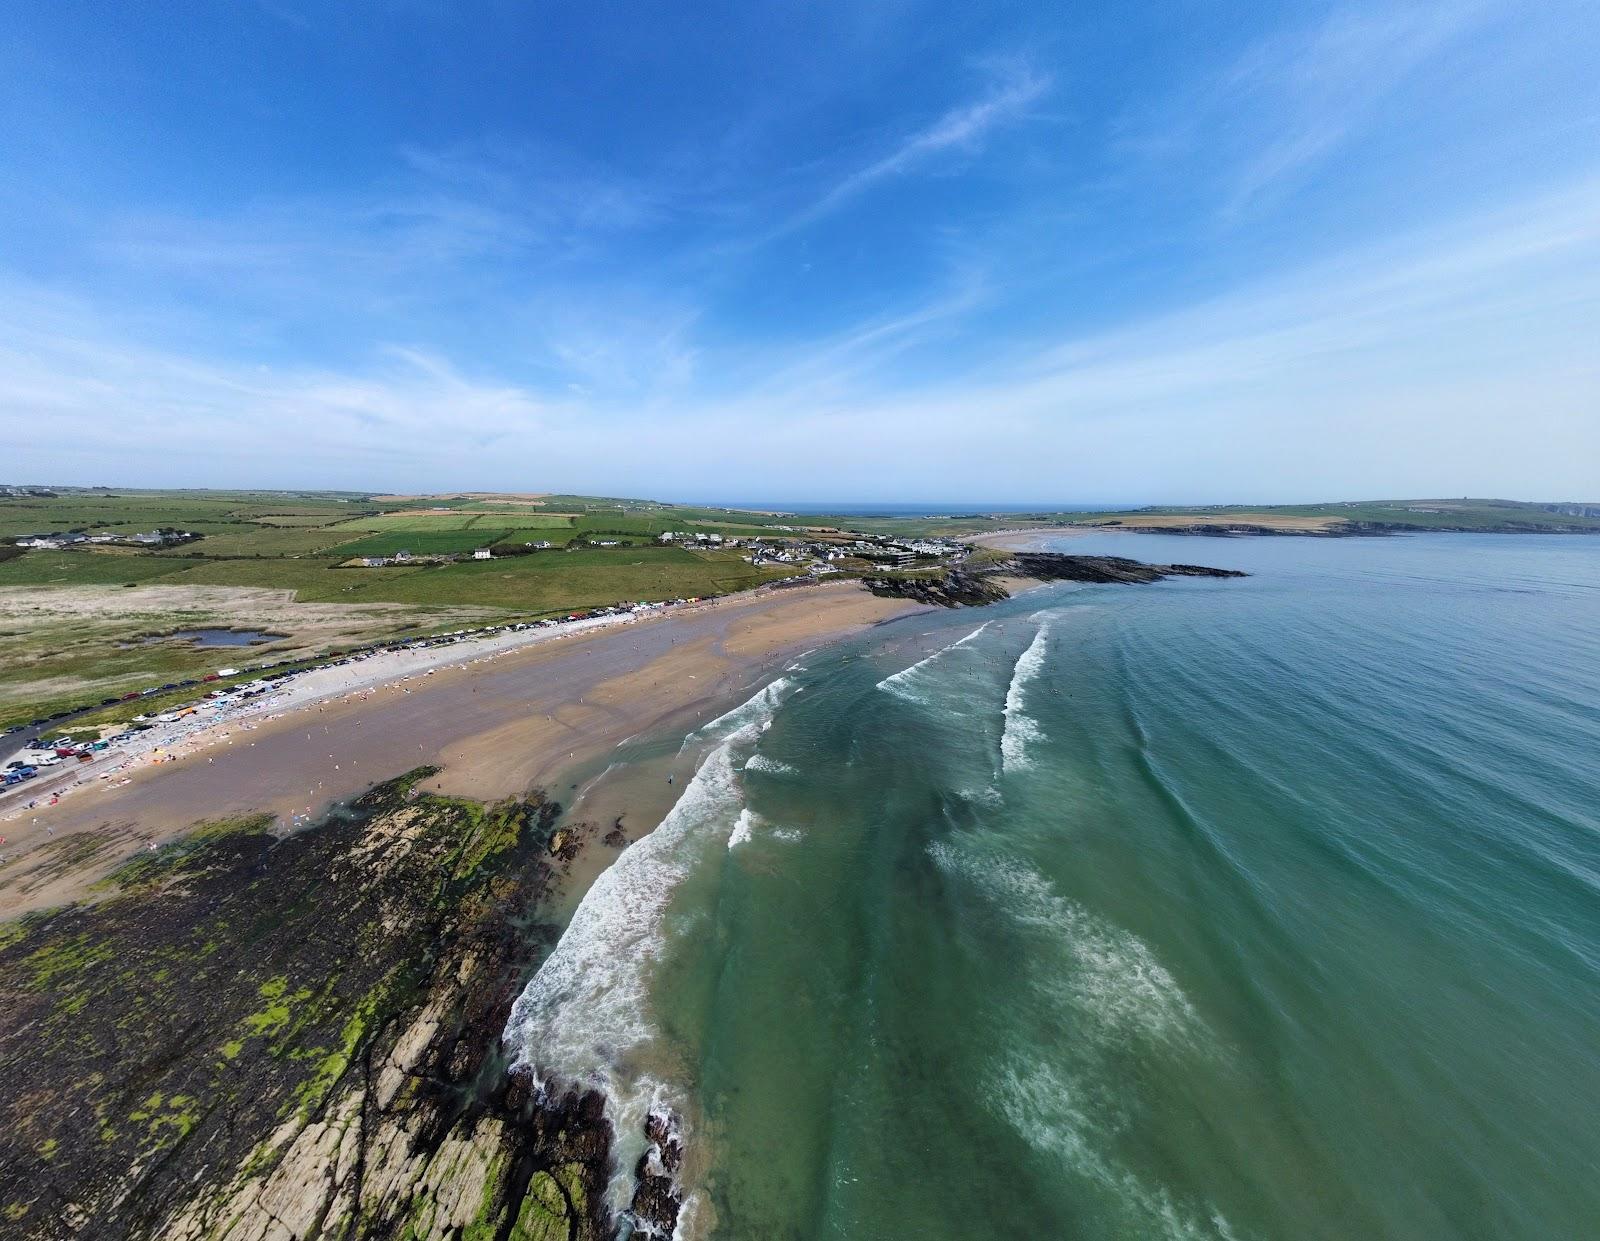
[{"xmin": 0, "ymin": 769, "xmax": 613, "ymax": 1240}]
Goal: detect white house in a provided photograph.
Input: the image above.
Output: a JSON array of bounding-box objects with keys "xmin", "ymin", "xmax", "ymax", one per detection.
[{"xmin": 473, "ymin": 547, "xmax": 493, "ymax": 560}]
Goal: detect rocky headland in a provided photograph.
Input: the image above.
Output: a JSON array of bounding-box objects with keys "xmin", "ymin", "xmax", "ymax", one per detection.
[
  {"xmin": 0, "ymin": 770, "xmax": 670, "ymax": 1240},
  {"xmin": 862, "ymin": 551, "xmax": 1246, "ymax": 606}
]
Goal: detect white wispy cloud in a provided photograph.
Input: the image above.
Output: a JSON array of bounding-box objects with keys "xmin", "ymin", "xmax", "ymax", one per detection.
[
  {"xmin": 777, "ymin": 63, "xmax": 1050, "ymax": 234},
  {"xmin": 6, "ymin": 176, "xmax": 1595, "ymax": 500},
  {"xmin": 1115, "ymin": 0, "xmax": 1508, "ymax": 219}
]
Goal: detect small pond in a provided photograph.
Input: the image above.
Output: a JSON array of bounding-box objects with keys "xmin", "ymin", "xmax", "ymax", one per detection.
[{"xmin": 140, "ymin": 628, "xmax": 284, "ymax": 647}]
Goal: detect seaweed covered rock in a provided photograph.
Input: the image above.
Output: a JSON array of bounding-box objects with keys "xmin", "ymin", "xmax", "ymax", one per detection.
[
  {"xmin": 1010, "ymin": 552, "xmax": 1247, "ymax": 583},
  {"xmin": 627, "ymin": 1111, "xmax": 686, "ymax": 1238},
  {"xmin": 860, "ymin": 568, "xmax": 1010, "ymax": 607},
  {"xmin": 0, "ymin": 770, "xmax": 615, "ymax": 1240},
  {"xmin": 862, "ymin": 553, "xmax": 1245, "ymax": 608}
]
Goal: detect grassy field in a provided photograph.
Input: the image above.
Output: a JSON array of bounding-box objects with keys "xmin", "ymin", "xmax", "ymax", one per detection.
[
  {"xmin": 333, "ymin": 530, "xmax": 507, "ymax": 558},
  {"xmin": 2, "ymin": 486, "xmax": 1594, "ymax": 725},
  {"xmin": 0, "ymin": 489, "xmax": 805, "ymax": 724}
]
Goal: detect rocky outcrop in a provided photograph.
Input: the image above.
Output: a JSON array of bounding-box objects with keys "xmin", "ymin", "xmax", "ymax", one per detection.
[
  {"xmin": 626, "ymin": 1111, "xmax": 685, "ymax": 1238},
  {"xmin": 1010, "ymin": 553, "xmax": 1247, "ymax": 583},
  {"xmin": 860, "ymin": 568, "xmax": 1010, "ymax": 607},
  {"xmin": 862, "ymin": 553, "xmax": 1245, "ymax": 607},
  {"xmin": 0, "ymin": 771, "xmax": 618, "ymax": 1240}
]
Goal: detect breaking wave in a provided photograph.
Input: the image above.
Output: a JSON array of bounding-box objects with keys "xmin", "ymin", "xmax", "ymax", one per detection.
[
  {"xmin": 930, "ymin": 837, "xmax": 1228, "ymax": 1237},
  {"xmin": 989, "ymin": 1058, "xmax": 1239, "ymax": 1241},
  {"xmin": 876, "ymin": 622, "xmax": 991, "ymax": 705},
  {"xmin": 678, "ymin": 677, "xmax": 795, "ymax": 754},
  {"xmin": 1000, "ymin": 621, "xmax": 1051, "ymax": 773},
  {"xmin": 928, "ymin": 840, "xmax": 1197, "ymax": 1043},
  {"xmin": 728, "ymin": 808, "xmax": 757, "ymax": 849},
  {"xmin": 743, "ymin": 753, "xmax": 799, "ymax": 777},
  {"xmin": 503, "ymin": 680, "xmax": 789, "ymax": 1221}
]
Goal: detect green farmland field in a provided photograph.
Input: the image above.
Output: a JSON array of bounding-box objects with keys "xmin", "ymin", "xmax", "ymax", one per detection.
[
  {"xmin": 356, "ymin": 547, "xmax": 785, "ymax": 614},
  {"xmin": 0, "ymin": 489, "xmax": 822, "ymax": 721},
  {"xmin": 332, "ymin": 530, "xmax": 511, "ymax": 558}
]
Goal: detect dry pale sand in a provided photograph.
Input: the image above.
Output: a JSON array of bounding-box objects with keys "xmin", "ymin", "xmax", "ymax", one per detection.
[
  {"xmin": 0, "ymin": 582, "xmax": 921, "ymax": 916},
  {"xmin": 964, "ymin": 528, "xmax": 1084, "ymax": 550}
]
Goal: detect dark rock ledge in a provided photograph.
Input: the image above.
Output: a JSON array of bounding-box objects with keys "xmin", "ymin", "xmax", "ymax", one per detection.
[
  {"xmin": 863, "ymin": 551, "xmax": 1247, "ymax": 606},
  {"xmin": 0, "ymin": 769, "xmax": 659, "ymax": 1240}
]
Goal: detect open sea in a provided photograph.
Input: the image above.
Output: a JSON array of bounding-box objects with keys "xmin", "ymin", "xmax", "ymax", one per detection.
[{"xmin": 505, "ymin": 532, "xmax": 1600, "ymax": 1239}]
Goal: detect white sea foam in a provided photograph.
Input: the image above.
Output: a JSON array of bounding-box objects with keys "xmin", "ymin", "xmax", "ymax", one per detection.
[
  {"xmin": 503, "ymin": 680, "xmax": 787, "ymax": 1220},
  {"xmin": 931, "ymin": 837, "xmax": 1228, "ymax": 1237},
  {"xmin": 677, "ymin": 676, "xmax": 796, "ymax": 755},
  {"xmin": 989, "ymin": 1058, "xmax": 1236, "ymax": 1240},
  {"xmin": 1000, "ymin": 622, "xmax": 1051, "ymax": 772},
  {"xmin": 877, "ymin": 621, "xmax": 991, "ymax": 704},
  {"xmin": 928, "ymin": 840, "xmax": 1197, "ymax": 1043},
  {"xmin": 727, "ymin": 807, "xmax": 757, "ymax": 848},
  {"xmin": 743, "ymin": 752, "xmax": 799, "ymax": 777}
]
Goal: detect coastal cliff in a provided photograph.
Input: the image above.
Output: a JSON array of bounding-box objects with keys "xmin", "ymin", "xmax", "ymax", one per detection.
[{"xmin": 0, "ymin": 772, "xmax": 632, "ymax": 1240}]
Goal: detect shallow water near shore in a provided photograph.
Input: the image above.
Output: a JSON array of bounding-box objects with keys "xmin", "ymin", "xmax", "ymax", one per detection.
[{"xmin": 508, "ymin": 533, "xmax": 1600, "ymax": 1239}]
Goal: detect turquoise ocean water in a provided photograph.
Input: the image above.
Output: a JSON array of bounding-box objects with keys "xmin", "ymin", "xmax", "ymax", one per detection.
[{"xmin": 506, "ymin": 533, "xmax": 1600, "ymax": 1239}]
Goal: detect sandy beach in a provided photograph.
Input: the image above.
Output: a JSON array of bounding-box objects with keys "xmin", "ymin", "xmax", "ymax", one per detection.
[
  {"xmin": 965, "ymin": 526, "xmax": 1082, "ymax": 550},
  {"xmin": 0, "ymin": 581, "xmax": 922, "ymax": 916}
]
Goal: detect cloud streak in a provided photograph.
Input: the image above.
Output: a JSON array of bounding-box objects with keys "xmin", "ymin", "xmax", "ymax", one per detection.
[
  {"xmin": 778, "ymin": 64, "xmax": 1050, "ymax": 235},
  {"xmin": 4, "ymin": 176, "xmax": 1597, "ymax": 501}
]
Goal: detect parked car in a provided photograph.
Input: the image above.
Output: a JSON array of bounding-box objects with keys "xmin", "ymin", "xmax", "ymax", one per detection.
[{"xmin": 101, "ymin": 697, "xmax": 120, "ymax": 706}]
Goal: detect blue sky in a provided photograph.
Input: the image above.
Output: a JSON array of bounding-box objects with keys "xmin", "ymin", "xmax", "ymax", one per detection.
[{"xmin": 2, "ymin": 0, "xmax": 1597, "ymax": 503}]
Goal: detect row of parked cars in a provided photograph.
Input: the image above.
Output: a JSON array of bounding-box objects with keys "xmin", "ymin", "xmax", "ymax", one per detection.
[
  {"xmin": 0, "ymin": 601, "xmax": 666, "ymax": 766},
  {"xmin": 3, "ymin": 730, "xmax": 144, "ymax": 784},
  {"xmin": 0, "ymin": 674, "xmax": 241, "ymax": 738}
]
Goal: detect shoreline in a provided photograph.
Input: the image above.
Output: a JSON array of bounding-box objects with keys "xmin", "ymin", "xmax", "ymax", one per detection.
[{"xmin": 0, "ymin": 581, "xmax": 925, "ymax": 917}]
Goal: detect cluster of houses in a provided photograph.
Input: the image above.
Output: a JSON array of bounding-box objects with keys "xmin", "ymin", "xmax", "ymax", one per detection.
[
  {"xmin": 734, "ymin": 533, "xmax": 962, "ymax": 576},
  {"xmin": 15, "ymin": 527, "xmax": 199, "ymax": 550},
  {"xmin": 657, "ymin": 531, "xmax": 737, "ymax": 546},
  {"xmin": 357, "ymin": 539, "xmax": 564, "ymax": 568}
]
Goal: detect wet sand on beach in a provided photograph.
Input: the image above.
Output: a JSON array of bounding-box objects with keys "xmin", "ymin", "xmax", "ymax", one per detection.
[{"xmin": 0, "ymin": 583, "xmax": 921, "ymax": 916}]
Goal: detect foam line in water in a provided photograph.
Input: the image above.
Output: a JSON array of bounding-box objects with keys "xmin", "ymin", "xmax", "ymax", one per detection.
[
  {"xmin": 989, "ymin": 1058, "xmax": 1238, "ymax": 1240},
  {"xmin": 928, "ymin": 840, "xmax": 1198, "ymax": 1043},
  {"xmin": 877, "ymin": 621, "xmax": 992, "ymax": 703},
  {"xmin": 744, "ymin": 752, "xmax": 799, "ymax": 777},
  {"xmin": 678, "ymin": 675, "xmax": 796, "ymax": 755},
  {"xmin": 727, "ymin": 807, "xmax": 757, "ymax": 849},
  {"xmin": 1001, "ymin": 621, "xmax": 1051, "ymax": 773},
  {"xmin": 502, "ymin": 680, "xmax": 787, "ymax": 1221},
  {"xmin": 931, "ymin": 837, "xmax": 1229, "ymax": 1237}
]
